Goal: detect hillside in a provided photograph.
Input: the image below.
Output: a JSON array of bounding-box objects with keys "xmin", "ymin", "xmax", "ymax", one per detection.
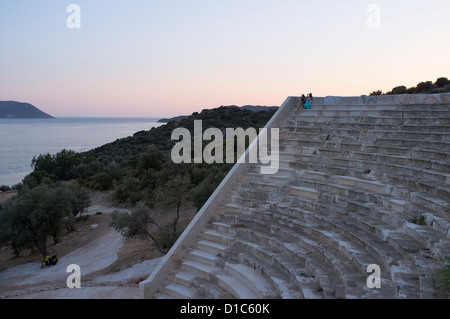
[
  {"xmin": 90, "ymin": 105, "xmax": 277, "ymax": 166},
  {"xmin": 157, "ymin": 105, "xmax": 278, "ymax": 123},
  {"xmin": 0, "ymin": 101, "xmax": 54, "ymax": 119},
  {"xmin": 25, "ymin": 105, "xmax": 277, "ymax": 211}
]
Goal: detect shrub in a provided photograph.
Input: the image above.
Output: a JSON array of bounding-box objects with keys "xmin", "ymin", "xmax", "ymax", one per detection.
[
  {"xmin": 406, "ymin": 87, "xmax": 417, "ymax": 94},
  {"xmin": 111, "ymin": 201, "xmax": 178, "ymax": 253},
  {"xmin": 106, "ymin": 162, "xmax": 122, "ymax": 181},
  {"xmin": 435, "ymin": 77, "xmax": 450, "ymax": 88},
  {"xmin": 416, "ymin": 81, "xmax": 433, "ymax": 93},
  {"xmin": 94, "ymin": 172, "xmax": 113, "ymax": 191},
  {"xmin": 29, "ymin": 170, "xmax": 57, "ymax": 184},
  {"xmin": 0, "ymin": 183, "xmax": 89, "ymax": 257},
  {"xmin": 0, "ymin": 185, "xmax": 11, "ymax": 192},
  {"xmin": 390, "ymin": 86, "xmax": 407, "ymax": 95},
  {"xmin": 31, "ymin": 149, "xmax": 81, "ymax": 181},
  {"xmin": 436, "ymin": 258, "xmax": 450, "ymax": 293}
]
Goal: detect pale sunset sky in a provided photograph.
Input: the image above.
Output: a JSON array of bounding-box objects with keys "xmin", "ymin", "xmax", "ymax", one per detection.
[{"xmin": 1, "ymin": 0, "xmax": 449, "ymax": 117}]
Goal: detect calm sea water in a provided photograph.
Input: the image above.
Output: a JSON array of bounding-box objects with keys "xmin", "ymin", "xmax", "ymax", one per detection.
[{"xmin": 0, "ymin": 118, "xmax": 163, "ymax": 187}]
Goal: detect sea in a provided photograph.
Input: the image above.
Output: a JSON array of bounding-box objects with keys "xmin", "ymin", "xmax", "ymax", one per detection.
[{"xmin": 0, "ymin": 117, "xmax": 163, "ymax": 187}]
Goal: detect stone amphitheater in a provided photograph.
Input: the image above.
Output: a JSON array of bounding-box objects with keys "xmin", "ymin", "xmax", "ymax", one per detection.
[{"xmin": 140, "ymin": 94, "xmax": 450, "ymax": 299}]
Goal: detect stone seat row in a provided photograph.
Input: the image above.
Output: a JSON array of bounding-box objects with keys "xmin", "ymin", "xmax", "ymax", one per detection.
[
  {"xmin": 237, "ymin": 172, "xmax": 450, "ymax": 258},
  {"xmin": 150, "ymin": 99, "xmax": 449, "ymax": 299},
  {"xmin": 220, "ymin": 170, "xmax": 445, "ymax": 298}
]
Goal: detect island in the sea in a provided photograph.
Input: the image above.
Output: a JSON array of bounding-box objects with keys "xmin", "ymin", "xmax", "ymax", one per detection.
[{"xmin": 0, "ymin": 101, "xmax": 54, "ymax": 119}]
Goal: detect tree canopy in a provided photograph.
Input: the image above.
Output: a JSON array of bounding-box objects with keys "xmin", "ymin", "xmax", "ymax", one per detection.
[{"xmin": 0, "ymin": 183, "xmax": 90, "ymax": 258}]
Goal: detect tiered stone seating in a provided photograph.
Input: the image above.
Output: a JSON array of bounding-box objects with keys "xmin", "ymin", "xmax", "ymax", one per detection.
[{"xmin": 144, "ymin": 95, "xmax": 450, "ymax": 299}]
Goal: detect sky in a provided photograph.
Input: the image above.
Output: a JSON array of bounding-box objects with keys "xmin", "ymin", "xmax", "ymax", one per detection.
[{"xmin": 1, "ymin": 0, "xmax": 449, "ymax": 118}]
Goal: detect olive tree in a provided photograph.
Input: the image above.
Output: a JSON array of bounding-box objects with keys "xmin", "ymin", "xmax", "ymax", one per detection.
[
  {"xmin": 0, "ymin": 183, "xmax": 90, "ymax": 258},
  {"xmin": 111, "ymin": 173, "xmax": 192, "ymax": 253}
]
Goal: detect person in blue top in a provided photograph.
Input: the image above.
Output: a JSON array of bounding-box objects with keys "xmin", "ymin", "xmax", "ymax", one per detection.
[{"xmin": 305, "ymin": 93, "xmax": 313, "ymax": 109}]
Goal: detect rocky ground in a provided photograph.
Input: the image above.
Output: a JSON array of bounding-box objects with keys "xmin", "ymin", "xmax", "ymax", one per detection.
[{"xmin": 0, "ymin": 190, "xmax": 195, "ymax": 299}]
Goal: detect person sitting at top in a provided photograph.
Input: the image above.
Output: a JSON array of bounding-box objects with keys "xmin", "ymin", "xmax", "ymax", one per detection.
[
  {"xmin": 300, "ymin": 94, "xmax": 306, "ymax": 109},
  {"xmin": 305, "ymin": 93, "xmax": 313, "ymax": 110}
]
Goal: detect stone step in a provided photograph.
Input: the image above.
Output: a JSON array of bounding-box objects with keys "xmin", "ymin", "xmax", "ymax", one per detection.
[
  {"xmin": 285, "ymin": 121, "xmax": 450, "ymax": 133},
  {"xmin": 296, "ymin": 109, "xmax": 450, "ymax": 118},
  {"xmin": 402, "ymin": 222, "xmax": 442, "ymax": 252},
  {"xmin": 280, "ymin": 143, "xmax": 450, "ymax": 162},
  {"xmin": 154, "ymin": 292, "xmax": 173, "ymax": 299},
  {"xmin": 290, "ymin": 159, "xmax": 449, "ymax": 201},
  {"xmin": 290, "ymin": 151, "xmax": 450, "ymax": 179},
  {"xmin": 220, "ymin": 199, "xmax": 430, "ymax": 298},
  {"xmin": 162, "ymin": 283, "xmax": 196, "ymax": 299},
  {"xmin": 211, "ymin": 221, "xmax": 233, "ymax": 233},
  {"xmin": 280, "ymin": 134, "xmax": 450, "ymax": 152},
  {"xmin": 230, "ymin": 221, "xmax": 367, "ymax": 299},
  {"xmin": 195, "ymin": 240, "xmax": 230, "ymax": 256},
  {"xmin": 189, "ymin": 249, "xmax": 219, "ymax": 267},
  {"xmin": 236, "ymin": 173, "xmax": 450, "ymax": 239},
  {"xmin": 232, "ymin": 179, "xmax": 404, "ymax": 229},
  {"xmin": 229, "ymin": 234, "xmax": 327, "ymax": 298},
  {"xmin": 295, "ymin": 109, "xmax": 450, "ymax": 118},
  {"xmin": 181, "ymin": 260, "xmax": 216, "ymax": 280},
  {"xmin": 301, "ymin": 170, "xmax": 328, "ymax": 181},
  {"xmin": 289, "ymin": 186, "xmax": 319, "ymax": 200},
  {"xmin": 375, "ymin": 138, "xmax": 450, "ymax": 152},
  {"xmin": 422, "ymin": 213, "xmax": 450, "ymax": 238},
  {"xmin": 224, "ymin": 262, "xmax": 278, "ymax": 298},
  {"xmin": 292, "ymin": 117, "xmax": 450, "ymax": 128},
  {"xmin": 324, "ymin": 150, "xmax": 450, "ymax": 174},
  {"xmin": 305, "ymin": 104, "xmax": 450, "ymax": 112},
  {"xmin": 173, "ymin": 271, "xmax": 197, "ymax": 286},
  {"xmin": 220, "ymin": 198, "xmax": 427, "ymax": 283},
  {"xmin": 280, "ymin": 127, "xmax": 450, "ymax": 143},
  {"xmin": 228, "ymin": 242, "xmax": 310, "ymax": 299},
  {"xmin": 216, "ymin": 274, "xmax": 260, "ymax": 299},
  {"xmin": 410, "ymin": 192, "xmax": 450, "ymax": 216},
  {"xmin": 336, "ymin": 176, "xmax": 390, "ymax": 194},
  {"xmin": 248, "ymin": 165, "xmax": 296, "ymax": 178},
  {"xmin": 282, "ymin": 143, "xmax": 450, "ymax": 163},
  {"xmin": 198, "ymin": 229, "xmax": 234, "ymax": 245},
  {"xmin": 271, "ymin": 222, "xmax": 414, "ymax": 298},
  {"xmin": 368, "ymin": 130, "xmax": 450, "ymax": 141}
]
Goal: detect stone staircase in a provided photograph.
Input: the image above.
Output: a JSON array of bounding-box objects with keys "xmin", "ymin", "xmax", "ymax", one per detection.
[{"xmin": 141, "ymin": 94, "xmax": 450, "ymax": 299}]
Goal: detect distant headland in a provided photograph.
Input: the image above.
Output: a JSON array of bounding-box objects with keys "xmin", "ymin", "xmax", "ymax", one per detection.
[{"xmin": 0, "ymin": 101, "xmax": 54, "ymax": 119}]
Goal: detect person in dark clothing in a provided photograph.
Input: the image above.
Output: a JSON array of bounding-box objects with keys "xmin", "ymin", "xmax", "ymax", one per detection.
[{"xmin": 300, "ymin": 94, "xmax": 306, "ymax": 109}]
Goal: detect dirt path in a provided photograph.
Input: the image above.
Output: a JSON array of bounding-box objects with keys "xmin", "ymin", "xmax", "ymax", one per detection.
[
  {"xmin": 0, "ymin": 190, "xmax": 164, "ymax": 299},
  {"xmin": 0, "ymin": 190, "xmax": 18, "ymax": 205}
]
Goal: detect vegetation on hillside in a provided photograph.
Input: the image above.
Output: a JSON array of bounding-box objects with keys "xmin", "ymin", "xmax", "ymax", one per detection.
[
  {"xmin": 370, "ymin": 77, "xmax": 450, "ymax": 96},
  {"xmin": 0, "ymin": 106, "xmax": 276, "ymax": 257},
  {"xmin": 0, "ymin": 182, "xmax": 90, "ymax": 258}
]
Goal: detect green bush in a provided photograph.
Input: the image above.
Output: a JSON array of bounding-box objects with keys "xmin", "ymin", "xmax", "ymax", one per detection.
[
  {"xmin": 0, "ymin": 183, "xmax": 90, "ymax": 257},
  {"xmin": 94, "ymin": 172, "xmax": 113, "ymax": 191},
  {"xmin": 436, "ymin": 257, "xmax": 450, "ymax": 293},
  {"xmin": 435, "ymin": 77, "xmax": 450, "ymax": 88},
  {"xmin": 416, "ymin": 81, "xmax": 433, "ymax": 93},
  {"xmin": 0, "ymin": 185, "xmax": 11, "ymax": 192},
  {"xmin": 370, "ymin": 77, "xmax": 450, "ymax": 96},
  {"xmin": 31, "ymin": 149, "xmax": 81, "ymax": 181},
  {"xmin": 370, "ymin": 90, "xmax": 383, "ymax": 96},
  {"xmin": 389, "ymin": 86, "xmax": 407, "ymax": 95},
  {"xmin": 111, "ymin": 201, "xmax": 179, "ymax": 253}
]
